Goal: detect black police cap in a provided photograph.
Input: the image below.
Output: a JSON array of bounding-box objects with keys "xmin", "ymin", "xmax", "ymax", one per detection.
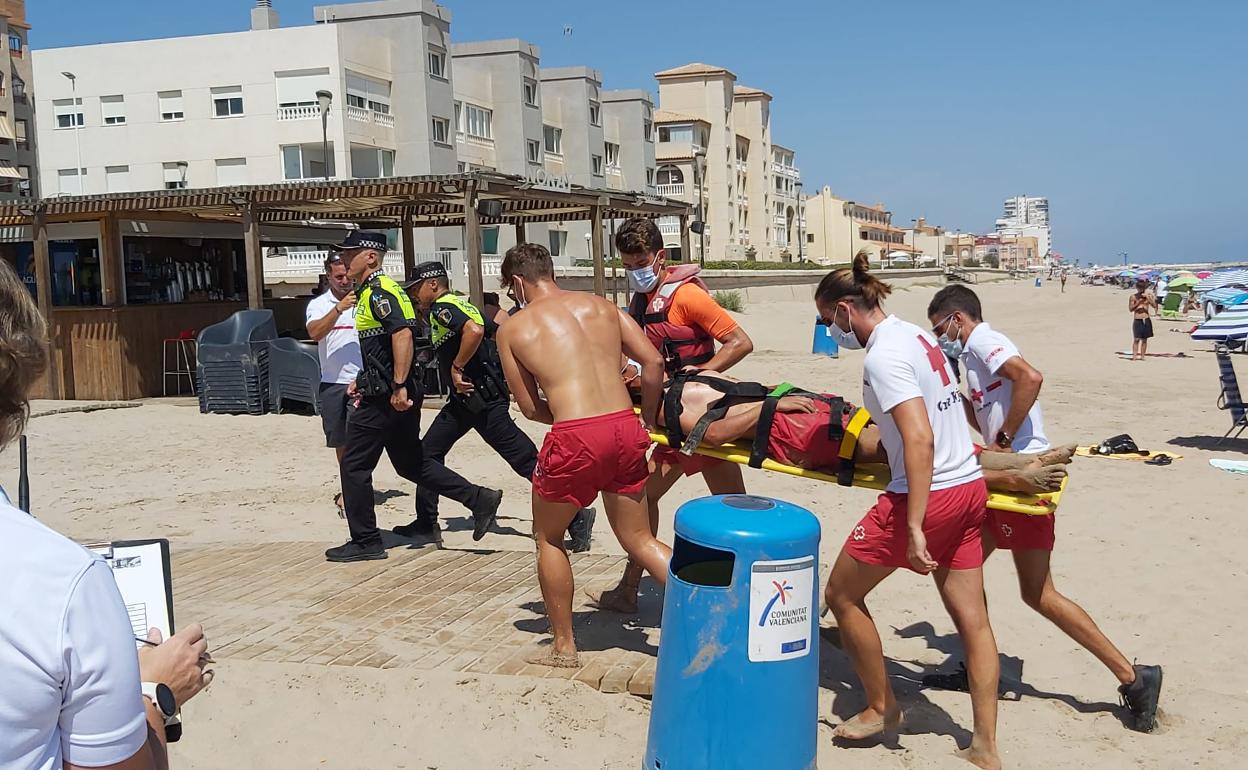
[{"xmin": 330, "ymin": 230, "xmax": 388, "ymax": 252}]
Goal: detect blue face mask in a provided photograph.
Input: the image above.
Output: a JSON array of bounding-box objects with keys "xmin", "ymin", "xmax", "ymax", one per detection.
[
  {"xmin": 935, "ymin": 313, "xmax": 964, "ymax": 358},
  {"xmin": 627, "ymin": 256, "xmax": 661, "ymax": 293}
]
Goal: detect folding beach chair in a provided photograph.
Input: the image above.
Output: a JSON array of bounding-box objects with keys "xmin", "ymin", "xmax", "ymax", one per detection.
[
  {"xmin": 1216, "ymin": 345, "xmax": 1248, "ymax": 444},
  {"xmin": 1160, "ymin": 291, "xmax": 1185, "ymax": 320}
]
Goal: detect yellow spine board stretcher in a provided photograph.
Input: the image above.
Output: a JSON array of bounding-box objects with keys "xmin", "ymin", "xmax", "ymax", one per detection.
[{"xmin": 646, "ymin": 428, "xmax": 1066, "ymax": 517}]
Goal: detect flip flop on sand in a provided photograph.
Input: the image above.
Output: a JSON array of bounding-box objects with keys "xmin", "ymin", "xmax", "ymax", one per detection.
[{"xmin": 526, "ymin": 651, "xmax": 581, "ymax": 669}]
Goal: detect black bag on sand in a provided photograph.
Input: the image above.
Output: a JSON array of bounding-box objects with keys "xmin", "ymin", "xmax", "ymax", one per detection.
[{"xmin": 1093, "ymin": 433, "xmax": 1146, "ymax": 456}]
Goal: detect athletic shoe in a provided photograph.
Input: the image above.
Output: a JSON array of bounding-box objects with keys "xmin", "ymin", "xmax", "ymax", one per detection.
[
  {"xmin": 472, "ymin": 489, "xmax": 503, "ymax": 541},
  {"xmin": 393, "ymin": 520, "xmax": 442, "ymax": 546},
  {"xmin": 1119, "ymin": 663, "xmax": 1163, "ymax": 733},
  {"xmin": 325, "ymin": 541, "xmax": 387, "ymax": 563},
  {"xmin": 567, "ymin": 507, "xmax": 596, "ymax": 553}
]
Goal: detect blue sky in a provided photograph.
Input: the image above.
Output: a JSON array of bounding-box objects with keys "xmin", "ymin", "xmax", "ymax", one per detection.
[{"xmin": 30, "ymin": 0, "xmax": 1247, "ymax": 264}]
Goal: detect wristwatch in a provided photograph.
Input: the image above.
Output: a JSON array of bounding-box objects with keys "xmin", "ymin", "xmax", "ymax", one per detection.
[
  {"xmin": 994, "ymin": 430, "xmax": 1013, "ymax": 449},
  {"xmin": 141, "ymin": 682, "xmax": 177, "ymax": 723}
]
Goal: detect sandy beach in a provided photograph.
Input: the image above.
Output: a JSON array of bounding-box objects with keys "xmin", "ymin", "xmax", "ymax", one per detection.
[{"xmin": 5, "ymin": 275, "xmax": 1245, "ymax": 769}]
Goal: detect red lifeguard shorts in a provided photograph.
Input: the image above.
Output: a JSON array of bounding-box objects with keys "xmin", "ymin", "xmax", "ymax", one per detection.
[
  {"xmin": 985, "ymin": 510, "xmax": 1056, "ymax": 551},
  {"xmin": 651, "ymin": 445, "xmax": 726, "ymax": 476},
  {"xmin": 766, "ymin": 397, "xmax": 852, "ymax": 468},
  {"xmin": 533, "ymin": 409, "xmax": 651, "ymax": 508},
  {"xmin": 844, "ymin": 478, "xmax": 989, "ymax": 573}
]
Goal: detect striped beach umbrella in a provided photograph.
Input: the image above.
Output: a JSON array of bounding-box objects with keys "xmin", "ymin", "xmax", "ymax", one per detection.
[
  {"xmin": 1204, "ymin": 287, "xmax": 1248, "ymax": 306},
  {"xmin": 1192, "ymin": 304, "xmax": 1248, "ymax": 341},
  {"xmin": 1194, "ymin": 269, "xmax": 1248, "ymax": 293}
]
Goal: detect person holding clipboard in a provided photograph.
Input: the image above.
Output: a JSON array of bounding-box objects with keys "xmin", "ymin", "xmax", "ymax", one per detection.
[{"xmin": 0, "ymin": 260, "xmax": 214, "ymax": 770}]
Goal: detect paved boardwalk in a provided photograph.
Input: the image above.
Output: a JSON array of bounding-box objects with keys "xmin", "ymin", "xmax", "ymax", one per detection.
[{"xmin": 176, "ymin": 543, "xmax": 663, "ymax": 696}]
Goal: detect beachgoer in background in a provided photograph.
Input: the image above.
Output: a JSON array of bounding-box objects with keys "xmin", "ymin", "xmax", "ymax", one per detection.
[
  {"xmin": 590, "ymin": 217, "xmax": 754, "ymax": 614},
  {"xmin": 495, "ymin": 243, "xmax": 669, "ymax": 668},
  {"xmin": 482, "ymin": 291, "xmax": 506, "ymax": 325},
  {"xmin": 1060, "ymin": 270, "xmax": 1068, "ymax": 293},
  {"xmin": 816, "ymin": 253, "xmax": 1000, "ymax": 769},
  {"xmin": 306, "ymin": 254, "xmax": 362, "ymax": 515},
  {"xmin": 1129, "ymin": 279, "xmax": 1155, "ymax": 360},
  {"xmin": 396, "ymin": 261, "xmax": 594, "ymax": 551},
  {"xmin": 0, "ymin": 259, "xmax": 215, "ymax": 770},
  {"xmin": 929, "ymin": 285, "xmax": 1163, "ymax": 732},
  {"xmin": 328, "ymin": 231, "xmax": 502, "ymax": 563}
]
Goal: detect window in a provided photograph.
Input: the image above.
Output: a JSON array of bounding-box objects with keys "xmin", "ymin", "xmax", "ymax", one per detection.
[
  {"xmin": 658, "ymin": 125, "xmax": 695, "ymax": 144},
  {"xmin": 57, "ymin": 168, "xmax": 85, "ymax": 195},
  {"xmin": 589, "ymin": 100, "xmax": 601, "ymax": 126},
  {"xmin": 211, "ymin": 86, "xmax": 244, "ymax": 117},
  {"xmin": 646, "ymin": 168, "xmax": 655, "ymax": 187},
  {"xmin": 11, "ymin": 76, "xmax": 23, "ymax": 99},
  {"xmin": 526, "ymin": 139, "xmax": 541, "ymax": 164},
  {"xmin": 464, "ymin": 103, "xmax": 492, "ymax": 140},
  {"xmin": 215, "ymin": 158, "xmax": 248, "ymax": 186},
  {"xmin": 453, "ymin": 101, "xmax": 462, "ymax": 134},
  {"xmin": 523, "ymin": 78, "xmax": 539, "ymax": 107},
  {"xmin": 158, "ymin": 90, "xmax": 184, "ymax": 121},
  {"xmin": 481, "ymin": 227, "xmax": 500, "ymax": 256},
  {"xmin": 347, "ymin": 93, "xmax": 366, "ymax": 109},
  {"xmin": 543, "ymin": 125, "xmax": 562, "ymax": 155},
  {"xmin": 105, "ymin": 165, "xmax": 130, "ymax": 193},
  {"xmin": 428, "ymin": 47, "xmax": 447, "ymax": 79},
  {"xmin": 644, "ymin": 120, "xmax": 653, "ymax": 142},
  {"xmin": 163, "ymin": 162, "xmax": 189, "ymax": 189},
  {"xmin": 54, "ymin": 98, "xmax": 84, "ymax": 129},
  {"xmin": 17, "ymin": 165, "xmax": 30, "ymax": 196},
  {"xmin": 605, "ymin": 142, "xmax": 620, "ymax": 170},
  {"xmin": 101, "ymin": 95, "xmax": 126, "ymax": 126},
  {"xmin": 431, "ymin": 117, "xmax": 451, "ymax": 145},
  {"xmin": 656, "ymin": 165, "xmax": 683, "ymax": 186},
  {"xmin": 548, "ymin": 230, "xmax": 567, "ymax": 258},
  {"xmin": 345, "ymin": 72, "xmax": 391, "ymax": 117},
  {"xmin": 350, "ymin": 146, "xmax": 395, "ymax": 179},
  {"xmin": 14, "ymin": 118, "xmax": 27, "ymax": 146},
  {"xmin": 281, "ymin": 145, "xmax": 334, "ymax": 179},
  {"xmin": 8, "ymin": 33, "xmax": 20, "ymax": 54},
  {"xmin": 591, "ymin": 155, "xmax": 604, "ymax": 176}
]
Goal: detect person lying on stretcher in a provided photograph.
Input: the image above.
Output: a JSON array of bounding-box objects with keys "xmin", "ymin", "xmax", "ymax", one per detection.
[{"xmin": 628, "ymin": 366, "xmax": 1073, "ymax": 495}]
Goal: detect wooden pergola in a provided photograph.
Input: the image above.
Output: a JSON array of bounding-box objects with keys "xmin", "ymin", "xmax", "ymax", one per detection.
[{"xmin": 8, "ymin": 172, "xmax": 692, "ymax": 400}]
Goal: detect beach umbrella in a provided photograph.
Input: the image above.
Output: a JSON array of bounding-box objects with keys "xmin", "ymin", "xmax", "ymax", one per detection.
[
  {"xmin": 1168, "ymin": 275, "xmax": 1199, "ymax": 291},
  {"xmin": 1194, "ymin": 269, "xmax": 1248, "ymax": 293},
  {"xmin": 1191, "ymin": 304, "xmax": 1248, "ymax": 341},
  {"xmin": 1204, "ymin": 287, "xmax": 1248, "ymax": 306},
  {"xmin": 1118, "ymin": 269, "xmax": 1135, "ymax": 277},
  {"xmin": 1197, "ymin": 271, "xmax": 1213, "ymax": 278},
  {"xmin": 1175, "ymin": 270, "xmax": 1198, "ymax": 279}
]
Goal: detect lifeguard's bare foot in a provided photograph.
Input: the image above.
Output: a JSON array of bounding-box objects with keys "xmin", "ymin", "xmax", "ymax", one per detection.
[
  {"xmin": 957, "ymin": 746, "xmax": 1002, "ymax": 770},
  {"xmin": 526, "ymin": 650, "xmax": 582, "ymax": 669},
  {"xmin": 1037, "ymin": 443, "xmax": 1077, "ymax": 466},
  {"xmin": 832, "ymin": 706, "xmax": 901, "ymax": 741},
  {"xmin": 586, "ymin": 586, "xmax": 640, "ymax": 614},
  {"xmin": 1017, "ymin": 464, "xmax": 1067, "ymax": 493}
]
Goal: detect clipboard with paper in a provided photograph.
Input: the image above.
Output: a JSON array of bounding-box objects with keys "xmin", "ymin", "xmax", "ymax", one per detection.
[{"xmin": 86, "ymin": 539, "xmax": 176, "ymax": 645}]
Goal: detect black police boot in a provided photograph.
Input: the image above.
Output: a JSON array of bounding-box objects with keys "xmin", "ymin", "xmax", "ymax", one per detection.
[
  {"xmin": 471, "ymin": 489, "xmax": 504, "ymax": 541},
  {"xmin": 325, "ymin": 540, "xmax": 387, "ymax": 563},
  {"xmin": 567, "ymin": 507, "xmax": 596, "ymax": 553},
  {"xmin": 393, "ymin": 519, "xmax": 442, "ymax": 547}
]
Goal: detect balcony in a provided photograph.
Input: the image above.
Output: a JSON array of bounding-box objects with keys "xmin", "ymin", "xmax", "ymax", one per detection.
[
  {"xmin": 266, "ymin": 249, "xmax": 406, "ymax": 280},
  {"xmin": 736, "ymin": 160, "xmax": 747, "ymax": 172},
  {"xmin": 656, "ymin": 183, "xmax": 685, "ymax": 197},
  {"xmin": 773, "ymin": 214, "xmax": 787, "ymax": 226},
  {"xmin": 346, "ymin": 106, "xmax": 394, "ymax": 128},
  {"xmin": 738, "ymin": 229, "xmax": 750, "ymax": 244},
  {"xmin": 657, "ymin": 217, "xmax": 681, "ymax": 236},
  {"xmin": 277, "ymin": 105, "xmax": 319, "ymax": 121}
]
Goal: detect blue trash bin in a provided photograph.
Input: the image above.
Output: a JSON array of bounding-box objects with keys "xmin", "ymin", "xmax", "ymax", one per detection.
[
  {"xmin": 644, "ymin": 495, "xmax": 821, "ymax": 770},
  {"xmin": 811, "ymin": 315, "xmax": 839, "ymax": 357}
]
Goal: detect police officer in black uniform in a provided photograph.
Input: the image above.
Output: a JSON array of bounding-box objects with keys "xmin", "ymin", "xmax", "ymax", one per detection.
[
  {"xmin": 326, "ymin": 233, "xmax": 503, "ymax": 563},
  {"xmin": 395, "ymin": 261, "xmax": 594, "ymax": 552}
]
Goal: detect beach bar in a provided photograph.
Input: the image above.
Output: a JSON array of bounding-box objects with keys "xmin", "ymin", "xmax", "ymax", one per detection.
[{"xmin": 4, "ymin": 173, "xmax": 691, "ymax": 401}]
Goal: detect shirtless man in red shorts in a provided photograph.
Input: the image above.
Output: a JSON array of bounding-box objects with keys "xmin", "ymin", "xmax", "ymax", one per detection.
[{"xmin": 495, "ymin": 243, "xmax": 669, "ymax": 669}]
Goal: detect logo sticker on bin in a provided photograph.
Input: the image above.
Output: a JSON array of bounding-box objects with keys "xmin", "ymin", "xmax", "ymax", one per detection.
[{"xmin": 748, "ymin": 557, "xmax": 814, "ymax": 662}]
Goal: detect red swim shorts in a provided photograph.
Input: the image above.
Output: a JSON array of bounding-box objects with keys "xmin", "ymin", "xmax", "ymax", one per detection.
[
  {"xmin": 985, "ymin": 510, "xmax": 1056, "ymax": 551},
  {"xmin": 766, "ymin": 396, "xmax": 852, "ymax": 468},
  {"xmin": 651, "ymin": 445, "xmax": 726, "ymax": 476},
  {"xmin": 844, "ymin": 478, "xmax": 989, "ymax": 573},
  {"xmin": 533, "ymin": 409, "xmax": 651, "ymax": 508}
]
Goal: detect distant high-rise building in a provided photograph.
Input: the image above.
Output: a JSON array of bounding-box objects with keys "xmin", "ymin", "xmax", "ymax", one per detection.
[
  {"xmin": 998, "ymin": 195, "xmax": 1051, "ymax": 259},
  {"xmin": 0, "ymin": 0, "xmax": 35, "ymax": 199}
]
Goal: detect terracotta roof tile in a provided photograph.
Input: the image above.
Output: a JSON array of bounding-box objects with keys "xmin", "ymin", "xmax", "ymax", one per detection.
[{"xmin": 655, "ymin": 62, "xmax": 735, "ymax": 79}]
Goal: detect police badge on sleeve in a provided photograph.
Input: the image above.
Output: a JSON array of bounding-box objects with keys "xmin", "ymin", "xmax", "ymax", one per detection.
[
  {"xmin": 434, "ymin": 307, "xmax": 454, "ymax": 327},
  {"xmin": 375, "ymin": 296, "xmax": 393, "ymax": 318}
]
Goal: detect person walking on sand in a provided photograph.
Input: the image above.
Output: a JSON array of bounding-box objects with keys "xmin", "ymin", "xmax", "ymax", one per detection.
[
  {"xmin": 495, "ymin": 243, "xmax": 670, "ymax": 669},
  {"xmin": 1129, "ymin": 279, "xmax": 1155, "ymax": 360},
  {"xmin": 817, "ymin": 252, "xmax": 1000, "ymax": 769},
  {"xmin": 1060, "ymin": 269, "xmax": 1068, "ymax": 293},
  {"xmin": 928, "ymin": 285, "xmax": 1163, "ymax": 732}
]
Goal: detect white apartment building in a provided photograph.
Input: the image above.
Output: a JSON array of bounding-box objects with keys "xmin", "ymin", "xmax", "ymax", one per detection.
[
  {"xmin": 34, "ymin": 0, "xmax": 459, "ymax": 255},
  {"xmin": 652, "ymin": 63, "xmax": 801, "ymax": 263},
  {"xmin": 997, "ymin": 195, "xmax": 1051, "ymax": 260},
  {"xmin": 0, "ymin": 1, "xmax": 35, "ymax": 199}
]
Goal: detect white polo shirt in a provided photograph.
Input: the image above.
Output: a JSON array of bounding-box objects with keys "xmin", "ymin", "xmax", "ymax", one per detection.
[
  {"xmin": 306, "ymin": 291, "xmax": 362, "ymax": 385},
  {"xmin": 0, "ymin": 490, "xmax": 147, "ymax": 770},
  {"xmin": 961, "ymin": 322, "xmax": 1049, "ymax": 454},
  {"xmin": 861, "ymin": 315, "xmax": 983, "ymax": 494}
]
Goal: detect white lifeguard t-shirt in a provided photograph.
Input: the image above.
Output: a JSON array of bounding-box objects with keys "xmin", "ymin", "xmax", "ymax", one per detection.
[
  {"xmin": 306, "ymin": 291, "xmax": 362, "ymax": 385},
  {"xmin": 861, "ymin": 315, "xmax": 983, "ymax": 494},
  {"xmin": 0, "ymin": 490, "xmax": 148, "ymax": 770},
  {"xmin": 961, "ymin": 322, "xmax": 1050, "ymax": 454}
]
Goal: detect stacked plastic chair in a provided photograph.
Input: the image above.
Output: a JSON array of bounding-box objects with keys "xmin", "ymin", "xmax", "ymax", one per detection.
[
  {"xmin": 196, "ymin": 310, "xmax": 277, "ymax": 415},
  {"xmin": 267, "ymin": 337, "xmax": 322, "ymax": 415}
]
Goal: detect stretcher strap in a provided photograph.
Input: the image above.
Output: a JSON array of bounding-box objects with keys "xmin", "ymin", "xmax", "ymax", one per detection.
[{"xmin": 837, "ymin": 407, "xmax": 872, "ymax": 486}]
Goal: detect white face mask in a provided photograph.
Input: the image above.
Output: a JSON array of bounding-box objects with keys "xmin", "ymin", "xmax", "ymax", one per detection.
[
  {"xmin": 509, "ymin": 280, "xmax": 529, "ymax": 309},
  {"xmin": 828, "ymin": 304, "xmax": 863, "ymax": 350},
  {"xmin": 626, "ymin": 255, "xmax": 661, "ymax": 293},
  {"xmin": 935, "ymin": 313, "xmax": 964, "ymax": 358}
]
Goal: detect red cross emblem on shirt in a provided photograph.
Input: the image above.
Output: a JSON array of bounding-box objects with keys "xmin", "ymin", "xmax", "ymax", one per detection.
[
  {"xmin": 918, "ymin": 335, "xmax": 952, "ymax": 387},
  {"xmin": 970, "ymin": 388, "xmax": 984, "ymax": 404}
]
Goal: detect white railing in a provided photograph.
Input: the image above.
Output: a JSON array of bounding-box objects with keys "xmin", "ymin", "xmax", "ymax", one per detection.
[
  {"xmin": 657, "ymin": 217, "xmax": 681, "ymax": 235},
  {"xmin": 736, "ymin": 160, "xmax": 747, "ymax": 172},
  {"xmin": 466, "ymin": 256, "xmax": 503, "ymax": 278},
  {"xmin": 264, "ymin": 249, "xmax": 406, "ymax": 280},
  {"xmin": 739, "ymin": 229, "xmax": 750, "ymax": 243},
  {"xmin": 375, "ymin": 112, "xmax": 394, "ymax": 128},
  {"xmin": 346, "ymin": 105, "xmax": 370, "ymax": 123},
  {"xmin": 774, "ymin": 214, "xmax": 787, "ymax": 226},
  {"xmin": 656, "ymin": 183, "xmax": 685, "ymax": 197},
  {"xmin": 277, "ymin": 105, "xmax": 318, "ymax": 121}
]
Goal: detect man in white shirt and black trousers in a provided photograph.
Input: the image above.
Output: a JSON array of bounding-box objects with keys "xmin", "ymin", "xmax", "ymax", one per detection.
[
  {"xmin": 306, "ymin": 253, "xmax": 362, "ymax": 513},
  {"xmin": 928, "ymin": 284, "xmax": 1163, "ymax": 733},
  {"xmin": 395, "ymin": 261, "xmax": 594, "ymax": 551}
]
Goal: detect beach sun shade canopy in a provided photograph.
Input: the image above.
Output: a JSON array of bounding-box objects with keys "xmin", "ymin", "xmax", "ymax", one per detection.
[
  {"xmin": 1197, "ymin": 271, "xmax": 1213, "ymax": 278},
  {"xmin": 1194, "ymin": 269, "xmax": 1248, "ymax": 293},
  {"xmin": 1192, "ymin": 305, "xmax": 1248, "ymax": 341},
  {"xmin": 1203, "ymin": 287, "xmax": 1248, "ymax": 307},
  {"xmin": 1167, "ymin": 275, "xmax": 1199, "ymax": 291}
]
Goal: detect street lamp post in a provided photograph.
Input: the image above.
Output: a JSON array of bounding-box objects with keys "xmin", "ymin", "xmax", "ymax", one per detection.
[
  {"xmin": 316, "ymin": 90, "xmax": 333, "ymax": 179},
  {"xmin": 62, "ymin": 72, "xmax": 84, "ymax": 193},
  {"xmin": 795, "ymin": 180, "xmax": 804, "ymax": 263},
  {"xmin": 693, "ymin": 148, "xmax": 707, "ymax": 266},
  {"xmin": 844, "ymin": 200, "xmax": 856, "ymax": 265}
]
